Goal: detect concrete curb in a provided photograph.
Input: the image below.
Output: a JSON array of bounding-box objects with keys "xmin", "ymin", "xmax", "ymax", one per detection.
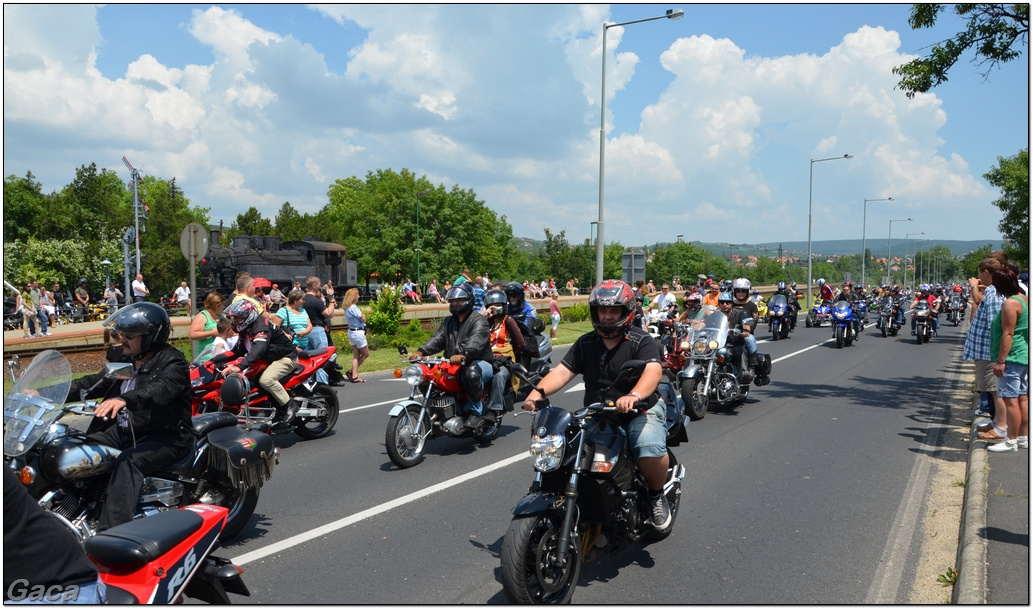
[{"xmin": 953, "ymin": 396, "xmax": 989, "ymax": 604}]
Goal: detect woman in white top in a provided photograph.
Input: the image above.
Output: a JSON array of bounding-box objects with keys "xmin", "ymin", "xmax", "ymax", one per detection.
[{"xmin": 343, "ymin": 288, "xmax": 369, "ymax": 382}]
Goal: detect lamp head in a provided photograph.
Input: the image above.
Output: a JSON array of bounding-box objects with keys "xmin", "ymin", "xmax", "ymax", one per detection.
[{"xmin": 666, "ymin": 8, "xmax": 684, "ymax": 19}]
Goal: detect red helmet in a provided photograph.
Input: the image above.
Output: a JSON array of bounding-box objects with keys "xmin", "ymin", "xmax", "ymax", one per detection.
[{"xmin": 589, "ymin": 280, "xmax": 637, "ymax": 339}]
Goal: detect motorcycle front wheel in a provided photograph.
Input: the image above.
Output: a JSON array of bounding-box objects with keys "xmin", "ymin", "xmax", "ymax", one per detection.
[
  {"xmin": 681, "ymin": 377, "xmax": 707, "ymax": 421},
  {"xmin": 293, "ymin": 385, "xmax": 340, "ymax": 440},
  {"xmin": 501, "ymin": 513, "xmax": 581, "ymax": 605},
  {"xmin": 779, "ymin": 322, "xmax": 790, "ymax": 340},
  {"xmin": 835, "ymin": 326, "xmax": 845, "ymax": 348},
  {"xmin": 385, "ymin": 405, "xmax": 430, "ymax": 468}
]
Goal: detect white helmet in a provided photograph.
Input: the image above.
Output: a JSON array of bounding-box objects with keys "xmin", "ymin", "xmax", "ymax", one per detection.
[
  {"xmin": 817, "ymin": 278, "xmax": 826, "ymax": 287},
  {"xmin": 732, "ymin": 278, "xmax": 751, "ymax": 291}
]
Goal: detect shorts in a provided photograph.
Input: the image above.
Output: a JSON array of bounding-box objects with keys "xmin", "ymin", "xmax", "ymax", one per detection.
[
  {"xmin": 974, "ymin": 360, "xmax": 997, "ymax": 393},
  {"xmin": 625, "ymin": 401, "xmax": 668, "ymax": 460},
  {"xmin": 996, "ymin": 362, "xmax": 1029, "ymax": 398},
  {"xmin": 550, "ymin": 313, "xmax": 561, "ymax": 331},
  {"xmin": 348, "ymin": 329, "xmax": 368, "ymax": 349}
]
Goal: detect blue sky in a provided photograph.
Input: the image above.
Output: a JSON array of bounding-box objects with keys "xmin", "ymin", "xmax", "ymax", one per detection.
[{"xmin": 4, "ymin": 4, "xmax": 1027, "ymax": 247}]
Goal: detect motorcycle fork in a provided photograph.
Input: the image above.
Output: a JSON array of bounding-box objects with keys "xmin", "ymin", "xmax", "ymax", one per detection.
[
  {"xmin": 553, "ymin": 427, "xmax": 587, "ymax": 568},
  {"xmin": 701, "ymin": 359, "xmax": 716, "ymax": 397}
]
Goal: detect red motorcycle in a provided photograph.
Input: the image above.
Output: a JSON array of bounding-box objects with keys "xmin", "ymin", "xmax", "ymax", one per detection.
[
  {"xmin": 85, "ymin": 503, "xmax": 250, "ymax": 604},
  {"xmin": 384, "ymin": 346, "xmax": 516, "ymax": 468},
  {"xmin": 190, "ymin": 346, "xmax": 340, "ymax": 440}
]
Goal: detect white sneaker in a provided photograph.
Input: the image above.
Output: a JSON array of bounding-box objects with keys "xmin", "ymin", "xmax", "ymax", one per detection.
[
  {"xmin": 987, "ymin": 439, "xmax": 1018, "ymax": 453},
  {"xmin": 1018, "ymin": 436, "xmax": 1029, "ymax": 449}
]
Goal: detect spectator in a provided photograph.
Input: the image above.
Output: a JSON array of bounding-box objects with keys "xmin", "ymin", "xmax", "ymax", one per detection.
[
  {"xmin": 103, "ymin": 282, "xmax": 123, "ymax": 315},
  {"xmin": 208, "ymin": 318, "xmax": 236, "ymax": 361},
  {"xmin": 52, "ymin": 282, "xmax": 66, "ymax": 315},
  {"xmin": 273, "ymin": 288, "xmax": 313, "ymax": 350},
  {"xmin": 303, "ymin": 276, "xmax": 336, "ymax": 385},
  {"xmin": 73, "ymin": 279, "xmax": 90, "ymax": 320},
  {"xmin": 322, "ymin": 279, "xmax": 336, "ymax": 307},
  {"xmin": 131, "ymin": 273, "xmax": 149, "ymax": 303},
  {"xmin": 454, "ymin": 269, "xmax": 472, "ymax": 286},
  {"xmin": 29, "ymin": 280, "xmax": 50, "ymax": 337},
  {"xmin": 189, "ymin": 292, "xmax": 225, "ymax": 361},
  {"xmin": 987, "ymin": 267, "xmax": 1029, "ymax": 452},
  {"xmin": 965, "ymin": 257, "xmax": 1009, "ymax": 442},
  {"xmin": 40, "ymin": 284, "xmax": 56, "ymax": 327},
  {"xmin": 702, "ymin": 283, "xmax": 721, "ymax": 307},
  {"xmin": 173, "ymin": 281, "xmax": 191, "ymax": 314},
  {"xmin": 268, "ymin": 283, "xmax": 286, "ymax": 308},
  {"xmin": 343, "ymin": 288, "xmax": 369, "ymax": 383},
  {"xmin": 549, "ymin": 292, "xmax": 561, "ymax": 339},
  {"xmin": 20, "ymin": 283, "xmax": 38, "ymax": 338},
  {"xmin": 472, "ymin": 276, "xmax": 487, "ymax": 312},
  {"xmin": 428, "ymin": 279, "xmax": 445, "ymax": 304},
  {"xmin": 223, "ymin": 273, "xmax": 263, "ymax": 312},
  {"xmin": 402, "ymin": 278, "xmax": 420, "ymax": 304}
]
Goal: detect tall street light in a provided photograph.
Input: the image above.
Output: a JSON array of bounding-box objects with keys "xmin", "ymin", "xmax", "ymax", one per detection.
[
  {"xmin": 887, "ymin": 218, "xmax": 912, "ymax": 285},
  {"xmin": 806, "ymin": 154, "xmax": 852, "ymax": 307},
  {"xmin": 414, "ymin": 191, "xmax": 426, "ymax": 285},
  {"xmin": 904, "ymin": 231, "xmax": 924, "ymax": 288},
  {"xmin": 589, "ymin": 221, "xmax": 599, "ymax": 286},
  {"xmin": 596, "ymin": 8, "xmax": 684, "ymax": 286},
  {"xmin": 860, "ymin": 197, "xmax": 893, "ymax": 290}
]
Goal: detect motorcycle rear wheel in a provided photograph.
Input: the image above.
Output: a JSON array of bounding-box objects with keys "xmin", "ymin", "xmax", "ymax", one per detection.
[
  {"xmin": 197, "ymin": 482, "xmax": 260, "ymax": 539},
  {"xmin": 501, "ymin": 513, "xmax": 581, "ymax": 605},
  {"xmin": 293, "ymin": 385, "xmax": 340, "ymax": 440},
  {"xmin": 385, "ymin": 405, "xmax": 430, "ymax": 468},
  {"xmin": 474, "ymin": 412, "xmax": 503, "ymax": 443},
  {"xmin": 681, "ymin": 377, "xmax": 707, "ymax": 421}
]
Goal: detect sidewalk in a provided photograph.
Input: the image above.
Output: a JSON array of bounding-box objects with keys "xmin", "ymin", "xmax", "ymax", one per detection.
[{"xmin": 954, "ymin": 399, "xmax": 1030, "ymax": 604}]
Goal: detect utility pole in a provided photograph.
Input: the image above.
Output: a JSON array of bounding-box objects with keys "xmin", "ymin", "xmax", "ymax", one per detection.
[{"xmin": 122, "ymin": 156, "xmax": 144, "ymax": 275}]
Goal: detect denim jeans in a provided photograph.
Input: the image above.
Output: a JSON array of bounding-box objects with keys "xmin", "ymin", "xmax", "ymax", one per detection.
[{"xmin": 307, "ymin": 326, "xmax": 329, "ymax": 384}]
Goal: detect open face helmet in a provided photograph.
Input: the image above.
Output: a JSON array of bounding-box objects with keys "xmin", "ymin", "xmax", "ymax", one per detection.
[{"xmin": 588, "ymin": 280, "xmax": 637, "ymax": 339}]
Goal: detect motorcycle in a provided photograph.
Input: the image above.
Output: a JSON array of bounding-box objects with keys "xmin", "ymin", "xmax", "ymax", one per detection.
[
  {"xmin": 913, "ymin": 300, "xmax": 935, "ymax": 344},
  {"xmin": 499, "ymin": 360, "xmax": 685, "ymax": 604},
  {"xmin": 946, "ymin": 294, "xmax": 964, "ymax": 326},
  {"xmin": 385, "ymin": 347, "xmax": 520, "ymax": 468},
  {"xmin": 4, "ymin": 350, "xmax": 278, "ymax": 540},
  {"xmin": 875, "ymin": 294, "xmax": 901, "ymax": 337},
  {"xmin": 753, "ymin": 295, "xmax": 768, "ymax": 320},
  {"xmin": 190, "ymin": 344, "xmax": 340, "ymax": 440},
  {"xmin": 679, "ymin": 306, "xmax": 771, "ymax": 414},
  {"xmin": 656, "ymin": 321, "xmax": 705, "ymax": 421},
  {"xmin": 805, "ymin": 297, "xmax": 832, "ymax": 328},
  {"xmin": 830, "ymin": 300, "xmax": 858, "ymax": 348},
  {"xmin": 767, "ymin": 293, "xmax": 791, "ymax": 341},
  {"xmin": 85, "ymin": 504, "xmax": 251, "ymax": 603}
]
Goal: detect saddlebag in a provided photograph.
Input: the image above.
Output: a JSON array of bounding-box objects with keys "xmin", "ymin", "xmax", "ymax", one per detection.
[
  {"xmin": 754, "ymin": 352, "xmax": 772, "ymax": 377},
  {"xmin": 206, "ymin": 426, "xmax": 277, "ymax": 489}
]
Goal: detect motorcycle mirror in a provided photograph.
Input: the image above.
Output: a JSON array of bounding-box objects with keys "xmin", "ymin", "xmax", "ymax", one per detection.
[
  {"xmin": 7, "ymin": 355, "xmax": 20, "ymax": 383},
  {"xmin": 103, "ymin": 362, "xmax": 135, "ymax": 381}
]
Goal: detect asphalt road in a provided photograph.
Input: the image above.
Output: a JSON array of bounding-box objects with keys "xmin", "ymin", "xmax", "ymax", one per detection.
[{"xmin": 210, "ymin": 317, "xmax": 967, "ymax": 604}]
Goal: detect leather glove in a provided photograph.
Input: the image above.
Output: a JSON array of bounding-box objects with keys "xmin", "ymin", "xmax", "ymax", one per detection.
[
  {"xmin": 449, "ymin": 354, "xmax": 466, "ymax": 365},
  {"xmin": 408, "ymin": 351, "xmax": 423, "ymax": 361}
]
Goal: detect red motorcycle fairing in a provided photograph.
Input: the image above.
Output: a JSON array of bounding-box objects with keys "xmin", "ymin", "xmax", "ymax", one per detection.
[{"xmin": 86, "ymin": 504, "xmax": 244, "ymax": 604}]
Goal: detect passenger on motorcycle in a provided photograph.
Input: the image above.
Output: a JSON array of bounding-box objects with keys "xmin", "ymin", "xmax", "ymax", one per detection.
[
  {"xmin": 835, "ymin": 281, "xmax": 863, "ymax": 340},
  {"xmin": 729, "ymin": 280, "xmax": 761, "ymax": 367},
  {"xmin": 522, "ymin": 280, "xmax": 672, "ymax": 530},
  {"xmin": 410, "ymin": 282, "xmax": 494, "ymax": 430},
  {"xmin": 483, "ymin": 289, "xmax": 527, "ymax": 414},
  {"xmin": 910, "ymin": 285, "xmax": 940, "ymax": 336},
  {"xmin": 214, "ymin": 299, "xmax": 301, "ymax": 425},
  {"xmin": 64, "ymin": 303, "xmax": 193, "ymax": 531},
  {"xmin": 504, "ymin": 281, "xmax": 538, "ymax": 328}
]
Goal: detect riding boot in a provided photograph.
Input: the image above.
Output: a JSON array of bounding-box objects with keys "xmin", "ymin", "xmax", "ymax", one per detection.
[{"xmin": 462, "ymin": 362, "xmax": 484, "ymax": 403}]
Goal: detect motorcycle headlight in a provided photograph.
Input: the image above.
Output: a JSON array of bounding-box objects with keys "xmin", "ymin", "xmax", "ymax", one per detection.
[
  {"xmin": 680, "ymin": 340, "xmax": 691, "ymax": 351},
  {"xmin": 833, "ymin": 310, "xmax": 847, "ymax": 319},
  {"xmin": 529, "ymin": 433, "xmax": 565, "ymax": 472},
  {"xmin": 692, "ymin": 338, "xmax": 708, "ymax": 355},
  {"xmin": 403, "ymin": 364, "xmax": 425, "ymax": 388}
]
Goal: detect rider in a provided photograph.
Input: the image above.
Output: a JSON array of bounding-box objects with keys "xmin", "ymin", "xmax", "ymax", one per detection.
[
  {"xmin": 891, "ymin": 284, "xmax": 907, "ymax": 328},
  {"xmin": 834, "ymin": 281, "xmax": 863, "ymax": 340},
  {"xmin": 772, "ymin": 281, "xmax": 800, "ymax": 330},
  {"xmin": 65, "ymin": 302, "xmax": 193, "ymax": 531},
  {"xmin": 483, "ymin": 289, "xmax": 527, "ymax": 414},
  {"xmin": 213, "ymin": 299, "xmax": 301, "ymax": 425},
  {"xmin": 522, "ymin": 280, "xmax": 672, "ymax": 530},
  {"xmin": 818, "ymin": 278, "xmax": 835, "ymax": 303},
  {"xmin": 410, "ymin": 282, "xmax": 494, "ymax": 430},
  {"xmin": 910, "ymin": 284, "xmax": 940, "ymax": 336},
  {"xmin": 504, "ymin": 281, "xmax": 539, "ymax": 329},
  {"xmin": 730, "ymin": 279, "xmax": 761, "ymax": 367},
  {"xmin": 718, "ymin": 290, "xmax": 760, "ymax": 373}
]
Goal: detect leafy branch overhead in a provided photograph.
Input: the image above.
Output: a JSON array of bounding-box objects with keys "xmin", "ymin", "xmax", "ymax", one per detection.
[{"xmin": 893, "ymin": 4, "xmax": 1028, "ymax": 98}]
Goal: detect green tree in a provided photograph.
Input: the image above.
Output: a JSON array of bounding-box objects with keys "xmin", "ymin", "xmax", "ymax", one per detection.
[
  {"xmin": 136, "ymin": 177, "xmax": 210, "ymax": 296},
  {"xmin": 983, "ymin": 148, "xmax": 1029, "ymax": 262},
  {"xmin": 960, "ymin": 243, "xmax": 994, "ymax": 280},
  {"xmin": 893, "ymin": 4, "xmax": 1029, "ymax": 98},
  {"xmin": 225, "ymin": 207, "xmax": 275, "ymax": 243},
  {"xmin": 3, "ymin": 172, "xmax": 51, "ymax": 242}
]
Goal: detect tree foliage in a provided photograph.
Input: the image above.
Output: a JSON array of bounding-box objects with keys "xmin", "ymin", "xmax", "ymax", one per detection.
[
  {"xmin": 960, "ymin": 243, "xmax": 995, "ymax": 280},
  {"xmin": 983, "ymin": 148, "xmax": 1029, "ymax": 263},
  {"xmin": 894, "ymin": 4, "xmax": 1029, "ymax": 98}
]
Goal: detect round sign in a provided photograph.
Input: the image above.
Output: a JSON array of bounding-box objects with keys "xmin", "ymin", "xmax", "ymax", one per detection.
[{"xmin": 180, "ymin": 222, "xmax": 209, "ymax": 260}]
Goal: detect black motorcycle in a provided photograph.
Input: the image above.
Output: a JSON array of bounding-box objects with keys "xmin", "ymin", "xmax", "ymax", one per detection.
[
  {"xmin": 3, "ymin": 350, "xmax": 278, "ymax": 540},
  {"xmin": 500, "ymin": 361, "xmax": 685, "ymax": 604}
]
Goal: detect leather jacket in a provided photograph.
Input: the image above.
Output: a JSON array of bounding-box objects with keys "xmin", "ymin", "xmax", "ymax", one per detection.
[
  {"xmin": 418, "ymin": 312, "xmax": 491, "ymax": 361},
  {"xmin": 67, "ymin": 343, "xmax": 192, "ymax": 438}
]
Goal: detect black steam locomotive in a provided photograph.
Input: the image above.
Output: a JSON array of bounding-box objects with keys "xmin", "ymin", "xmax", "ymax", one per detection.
[{"xmin": 199, "ymin": 233, "xmax": 358, "ymax": 295}]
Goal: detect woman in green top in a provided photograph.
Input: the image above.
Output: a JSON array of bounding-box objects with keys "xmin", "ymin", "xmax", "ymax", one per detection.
[
  {"xmin": 988, "ymin": 268, "xmax": 1028, "ymax": 453},
  {"xmin": 189, "ymin": 292, "xmax": 224, "ymax": 362}
]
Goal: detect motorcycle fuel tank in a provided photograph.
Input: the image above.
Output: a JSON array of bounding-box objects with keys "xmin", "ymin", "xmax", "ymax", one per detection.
[{"xmin": 42, "ymin": 436, "xmax": 121, "ymax": 481}]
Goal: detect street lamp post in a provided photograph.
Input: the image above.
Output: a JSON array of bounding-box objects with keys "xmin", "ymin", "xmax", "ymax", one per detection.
[
  {"xmin": 414, "ymin": 191, "xmax": 426, "ymax": 285},
  {"xmin": 904, "ymin": 231, "xmax": 924, "ymax": 288},
  {"xmin": 887, "ymin": 218, "xmax": 912, "ymax": 285},
  {"xmin": 806, "ymin": 154, "xmax": 852, "ymax": 307},
  {"xmin": 861, "ymin": 197, "xmax": 893, "ymax": 290},
  {"xmin": 589, "ymin": 221, "xmax": 599, "ymax": 286},
  {"xmin": 596, "ymin": 8, "xmax": 684, "ymax": 286},
  {"xmin": 100, "ymin": 259, "xmax": 112, "ymax": 304}
]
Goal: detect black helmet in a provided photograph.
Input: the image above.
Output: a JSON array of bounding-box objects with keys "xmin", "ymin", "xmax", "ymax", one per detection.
[
  {"xmin": 504, "ymin": 282, "xmax": 525, "ymax": 302},
  {"xmin": 102, "ymin": 302, "xmax": 170, "ymax": 355},
  {"xmin": 484, "ymin": 289, "xmax": 507, "ymax": 317},
  {"xmin": 445, "ymin": 282, "xmax": 475, "ymax": 316},
  {"xmin": 78, "ymin": 278, "xmax": 88, "ymax": 286},
  {"xmin": 588, "ymin": 280, "xmax": 637, "ymax": 339}
]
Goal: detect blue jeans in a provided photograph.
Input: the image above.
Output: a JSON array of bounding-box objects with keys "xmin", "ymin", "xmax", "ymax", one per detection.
[
  {"xmin": 743, "ymin": 333, "xmax": 757, "ymax": 355},
  {"xmin": 625, "ymin": 401, "xmax": 667, "ymax": 460},
  {"xmin": 489, "ymin": 364, "xmax": 510, "ymax": 412},
  {"xmin": 307, "ymin": 326, "xmax": 329, "ymax": 384},
  {"xmin": 36, "ymin": 309, "xmax": 48, "ymax": 334}
]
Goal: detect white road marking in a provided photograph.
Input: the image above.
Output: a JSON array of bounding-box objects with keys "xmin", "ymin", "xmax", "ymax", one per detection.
[
  {"xmin": 231, "ymin": 451, "xmax": 530, "ymax": 565},
  {"xmin": 770, "ymin": 338, "xmax": 835, "ymax": 364}
]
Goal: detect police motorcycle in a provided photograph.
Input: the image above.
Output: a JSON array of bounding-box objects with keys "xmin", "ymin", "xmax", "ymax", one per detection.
[
  {"xmin": 680, "ymin": 305, "xmax": 771, "ymax": 413},
  {"xmin": 3, "ymin": 350, "xmax": 277, "ymax": 541},
  {"xmin": 499, "ymin": 360, "xmax": 686, "ymax": 604}
]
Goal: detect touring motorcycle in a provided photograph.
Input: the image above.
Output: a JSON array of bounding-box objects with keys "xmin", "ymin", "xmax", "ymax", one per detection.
[
  {"xmin": 913, "ymin": 300, "xmax": 936, "ymax": 344},
  {"xmin": 4, "ymin": 350, "xmax": 277, "ymax": 540},
  {"xmin": 875, "ymin": 294, "xmax": 901, "ymax": 337}
]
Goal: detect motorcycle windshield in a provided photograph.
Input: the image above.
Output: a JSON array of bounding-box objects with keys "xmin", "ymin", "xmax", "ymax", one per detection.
[
  {"xmin": 768, "ymin": 294, "xmax": 788, "ymax": 309},
  {"xmin": 4, "ymin": 349, "xmax": 71, "ymax": 457},
  {"xmin": 834, "ymin": 301, "xmax": 851, "ymax": 313},
  {"xmin": 915, "ymin": 301, "xmax": 930, "ymax": 312},
  {"xmin": 881, "ymin": 295, "xmax": 895, "ymax": 309},
  {"xmin": 689, "ymin": 307, "xmax": 729, "ymax": 348}
]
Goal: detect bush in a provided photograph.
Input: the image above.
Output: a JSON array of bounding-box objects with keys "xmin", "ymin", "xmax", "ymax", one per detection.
[
  {"xmin": 366, "ymin": 286, "xmax": 404, "ymax": 336},
  {"xmin": 563, "ymin": 303, "xmax": 590, "ymax": 323}
]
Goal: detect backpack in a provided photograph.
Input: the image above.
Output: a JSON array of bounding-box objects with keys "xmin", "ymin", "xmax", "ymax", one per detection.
[{"xmin": 511, "ymin": 316, "xmax": 541, "ymax": 359}]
